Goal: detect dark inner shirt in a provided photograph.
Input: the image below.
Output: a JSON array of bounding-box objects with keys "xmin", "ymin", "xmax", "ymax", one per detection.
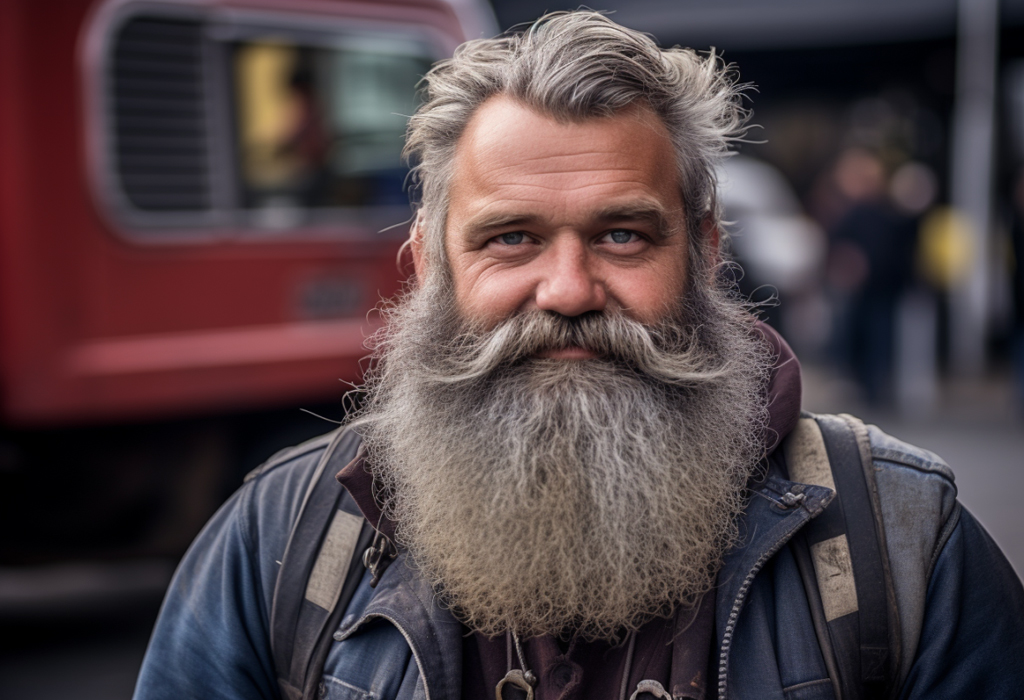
[{"xmin": 461, "ymin": 591, "xmax": 716, "ymax": 700}]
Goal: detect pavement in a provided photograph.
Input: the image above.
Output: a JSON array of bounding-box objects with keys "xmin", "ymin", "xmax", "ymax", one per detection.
[{"xmin": 1, "ymin": 367, "xmax": 1021, "ymax": 699}]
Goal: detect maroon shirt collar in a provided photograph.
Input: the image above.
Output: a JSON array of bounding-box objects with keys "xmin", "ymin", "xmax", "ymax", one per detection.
[
  {"xmin": 335, "ymin": 444, "xmax": 392, "ymax": 540},
  {"xmin": 756, "ymin": 320, "xmax": 802, "ymax": 452}
]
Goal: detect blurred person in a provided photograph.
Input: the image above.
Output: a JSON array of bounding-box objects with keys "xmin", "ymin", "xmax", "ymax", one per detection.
[
  {"xmin": 889, "ymin": 162, "xmax": 942, "ymax": 415},
  {"xmin": 827, "ymin": 148, "xmax": 918, "ymax": 404},
  {"xmin": 134, "ymin": 12, "xmax": 1024, "ymax": 700},
  {"xmin": 889, "ymin": 162, "xmax": 938, "ymax": 218},
  {"xmin": 279, "ymin": 51, "xmax": 335, "ymax": 207}
]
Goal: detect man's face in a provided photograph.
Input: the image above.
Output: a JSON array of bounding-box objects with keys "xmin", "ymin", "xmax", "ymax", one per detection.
[
  {"xmin": 366, "ymin": 95, "xmax": 768, "ymax": 640},
  {"xmin": 428, "ymin": 96, "xmax": 690, "ymax": 357}
]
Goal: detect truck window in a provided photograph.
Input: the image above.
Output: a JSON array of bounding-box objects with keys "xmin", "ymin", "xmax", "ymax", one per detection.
[
  {"xmin": 234, "ymin": 37, "xmax": 430, "ymax": 226},
  {"xmin": 102, "ymin": 11, "xmax": 436, "ymax": 234}
]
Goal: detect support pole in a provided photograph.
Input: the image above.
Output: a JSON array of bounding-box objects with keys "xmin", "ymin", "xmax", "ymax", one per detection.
[{"xmin": 948, "ymin": 0, "xmax": 999, "ymax": 376}]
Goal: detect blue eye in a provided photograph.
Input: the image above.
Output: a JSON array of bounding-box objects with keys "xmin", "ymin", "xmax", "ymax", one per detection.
[
  {"xmin": 499, "ymin": 232, "xmax": 525, "ymax": 245},
  {"xmin": 608, "ymin": 230, "xmax": 635, "ymax": 244}
]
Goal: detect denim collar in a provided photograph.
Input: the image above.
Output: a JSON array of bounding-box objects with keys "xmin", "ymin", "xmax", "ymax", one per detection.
[
  {"xmin": 340, "ymin": 551, "xmax": 463, "ymax": 700},
  {"xmin": 713, "ymin": 462, "xmax": 835, "ymax": 699}
]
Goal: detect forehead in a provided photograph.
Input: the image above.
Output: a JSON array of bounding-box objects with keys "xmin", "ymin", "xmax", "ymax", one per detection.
[{"xmin": 447, "ymin": 96, "xmax": 682, "ymax": 227}]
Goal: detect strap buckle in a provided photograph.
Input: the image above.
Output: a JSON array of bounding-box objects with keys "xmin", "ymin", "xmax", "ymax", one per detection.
[{"xmin": 362, "ymin": 529, "xmax": 397, "ymax": 587}]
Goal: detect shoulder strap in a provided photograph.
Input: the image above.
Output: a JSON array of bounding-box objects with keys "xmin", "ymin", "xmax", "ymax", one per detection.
[
  {"xmin": 269, "ymin": 429, "xmax": 374, "ymax": 700},
  {"xmin": 784, "ymin": 413, "xmax": 901, "ymax": 700}
]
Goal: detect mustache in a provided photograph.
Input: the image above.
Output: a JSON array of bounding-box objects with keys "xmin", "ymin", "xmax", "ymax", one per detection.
[{"xmin": 416, "ymin": 309, "xmax": 737, "ymax": 386}]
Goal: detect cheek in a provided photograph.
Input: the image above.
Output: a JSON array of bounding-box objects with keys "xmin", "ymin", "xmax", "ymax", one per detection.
[
  {"xmin": 612, "ymin": 273, "xmax": 686, "ymax": 322},
  {"xmin": 606, "ymin": 246, "xmax": 689, "ymax": 321},
  {"xmin": 451, "ymin": 263, "xmax": 534, "ymax": 325}
]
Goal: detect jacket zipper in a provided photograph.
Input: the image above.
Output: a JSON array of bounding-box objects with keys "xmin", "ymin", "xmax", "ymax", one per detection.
[
  {"xmin": 716, "ymin": 521, "xmax": 806, "ymax": 700},
  {"xmin": 336, "ymin": 612, "xmax": 432, "ymax": 700}
]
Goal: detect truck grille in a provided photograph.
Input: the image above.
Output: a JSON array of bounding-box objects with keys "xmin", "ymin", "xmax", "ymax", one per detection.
[{"xmin": 110, "ymin": 17, "xmax": 210, "ymax": 211}]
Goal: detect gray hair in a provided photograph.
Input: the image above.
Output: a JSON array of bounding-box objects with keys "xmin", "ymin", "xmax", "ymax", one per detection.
[{"xmin": 404, "ymin": 10, "xmax": 750, "ymax": 275}]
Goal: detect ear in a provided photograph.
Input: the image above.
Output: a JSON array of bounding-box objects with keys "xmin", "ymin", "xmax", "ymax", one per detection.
[
  {"xmin": 701, "ymin": 216, "xmax": 722, "ymax": 268},
  {"xmin": 409, "ymin": 212, "xmax": 426, "ymax": 279}
]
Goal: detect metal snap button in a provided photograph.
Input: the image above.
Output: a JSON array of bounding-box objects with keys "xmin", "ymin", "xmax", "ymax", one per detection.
[{"xmin": 781, "ymin": 491, "xmax": 806, "ymax": 508}]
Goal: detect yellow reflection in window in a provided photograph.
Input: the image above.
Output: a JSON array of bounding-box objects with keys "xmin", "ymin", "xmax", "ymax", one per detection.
[{"xmin": 235, "ymin": 42, "xmax": 304, "ymax": 189}]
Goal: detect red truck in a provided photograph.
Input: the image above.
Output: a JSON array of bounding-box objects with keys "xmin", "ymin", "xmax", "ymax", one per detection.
[{"xmin": 0, "ymin": 0, "xmax": 493, "ymax": 589}]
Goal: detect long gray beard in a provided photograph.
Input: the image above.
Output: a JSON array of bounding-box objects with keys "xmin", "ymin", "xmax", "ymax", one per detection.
[{"xmin": 349, "ymin": 271, "xmax": 772, "ymax": 641}]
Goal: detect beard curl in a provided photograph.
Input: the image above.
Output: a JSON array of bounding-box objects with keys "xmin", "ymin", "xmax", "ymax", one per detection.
[{"xmin": 348, "ymin": 273, "xmax": 772, "ymax": 642}]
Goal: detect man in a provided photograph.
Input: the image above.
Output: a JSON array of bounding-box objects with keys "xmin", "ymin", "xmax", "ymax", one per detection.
[{"xmin": 134, "ymin": 11, "xmax": 1024, "ymax": 700}]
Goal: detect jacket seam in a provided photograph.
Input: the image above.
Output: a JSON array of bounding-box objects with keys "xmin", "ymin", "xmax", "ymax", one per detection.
[
  {"xmin": 342, "ymin": 608, "xmax": 436, "ymax": 700},
  {"xmin": 871, "ymin": 455, "xmax": 955, "ymax": 485},
  {"xmin": 237, "ymin": 441, "xmax": 332, "ymax": 629},
  {"xmin": 323, "ymin": 675, "xmax": 377, "ymax": 699},
  {"xmin": 236, "ymin": 477, "xmax": 271, "ymax": 630},
  {"xmin": 782, "ymin": 678, "xmax": 831, "ymax": 692},
  {"xmin": 236, "ymin": 476, "xmax": 259, "ymax": 564},
  {"xmin": 245, "ymin": 432, "xmax": 337, "ymax": 483},
  {"xmin": 925, "ymin": 500, "xmax": 962, "ymax": 585},
  {"xmin": 381, "ymin": 581, "xmax": 451, "ymax": 696},
  {"xmin": 751, "ymin": 489, "xmax": 783, "ymax": 506}
]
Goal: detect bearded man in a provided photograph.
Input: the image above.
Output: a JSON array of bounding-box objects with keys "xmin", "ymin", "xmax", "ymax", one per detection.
[{"xmin": 134, "ymin": 11, "xmax": 1024, "ymax": 700}]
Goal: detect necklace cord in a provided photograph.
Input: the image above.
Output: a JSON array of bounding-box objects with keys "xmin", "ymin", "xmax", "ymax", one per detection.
[
  {"xmin": 618, "ymin": 629, "xmax": 638, "ymax": 700},
  {"xmin": 502, "ymin": 626, "xmax": 638, "ymax": 698}
]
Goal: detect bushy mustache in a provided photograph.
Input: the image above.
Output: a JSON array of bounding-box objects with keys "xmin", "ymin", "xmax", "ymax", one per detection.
[{"xmin": 415, "ymin": 308, "xmax": 737, "ymax": 387}]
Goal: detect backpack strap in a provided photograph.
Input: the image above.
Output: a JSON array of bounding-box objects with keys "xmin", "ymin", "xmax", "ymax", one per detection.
[
  {"xmin": 270, "ymin": 429, "xmax": 374, "ymax": 700},
  {"xmin": 784, "ymin": 413, "xmax": 901, "ymax": 700}
]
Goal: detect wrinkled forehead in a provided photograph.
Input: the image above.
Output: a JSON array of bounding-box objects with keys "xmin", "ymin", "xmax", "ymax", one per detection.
[
  {"xmin": 446, "ymin": 96, "xmax": 683, "ymax": 229},
  {"xmin": 454, "ymin": 96, "xmax": 677, "ymax": 180}
]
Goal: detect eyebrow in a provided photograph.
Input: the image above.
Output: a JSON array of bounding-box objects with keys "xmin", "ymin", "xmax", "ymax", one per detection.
[
  {"xmin": 593, "ymin": 203, "xmax": 676, "ymax": 240},
  {"xmin": 463, "ymin": 213, "xmax": 543, "ymax": 236},
  {"xmin": 462, "ymin": 202, "xmax": 679, "ymax": 240}
]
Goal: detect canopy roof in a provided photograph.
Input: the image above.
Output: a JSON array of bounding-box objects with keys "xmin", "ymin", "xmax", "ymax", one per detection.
[{"xmin": 491, "ymin": 0, "xmax": 1024, "ymax": 50}]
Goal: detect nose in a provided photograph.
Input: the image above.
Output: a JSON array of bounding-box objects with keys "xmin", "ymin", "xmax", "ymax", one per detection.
[{"xmin": 533, "ymin": 236, "xmax": 606, "ymax": 317}]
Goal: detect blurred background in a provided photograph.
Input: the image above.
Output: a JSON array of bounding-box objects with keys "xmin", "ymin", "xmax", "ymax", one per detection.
[{"xmin": 1, "ymin": 0, "xmax": 1022, "ymax": 697}]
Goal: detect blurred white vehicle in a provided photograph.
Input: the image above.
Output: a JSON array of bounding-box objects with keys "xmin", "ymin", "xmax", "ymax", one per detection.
[
  {"xmin": 716, "ymin": 155, "xmax": 830, "ymax": 354},
  {"xmin": 716, "ymin": 155, "xmax": 826, "ymax": 295}
]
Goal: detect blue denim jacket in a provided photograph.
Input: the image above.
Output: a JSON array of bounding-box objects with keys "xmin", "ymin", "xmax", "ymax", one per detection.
[{"xmin": 134, "ymin": 423, "xmax": 1024, "ymax": 700}]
